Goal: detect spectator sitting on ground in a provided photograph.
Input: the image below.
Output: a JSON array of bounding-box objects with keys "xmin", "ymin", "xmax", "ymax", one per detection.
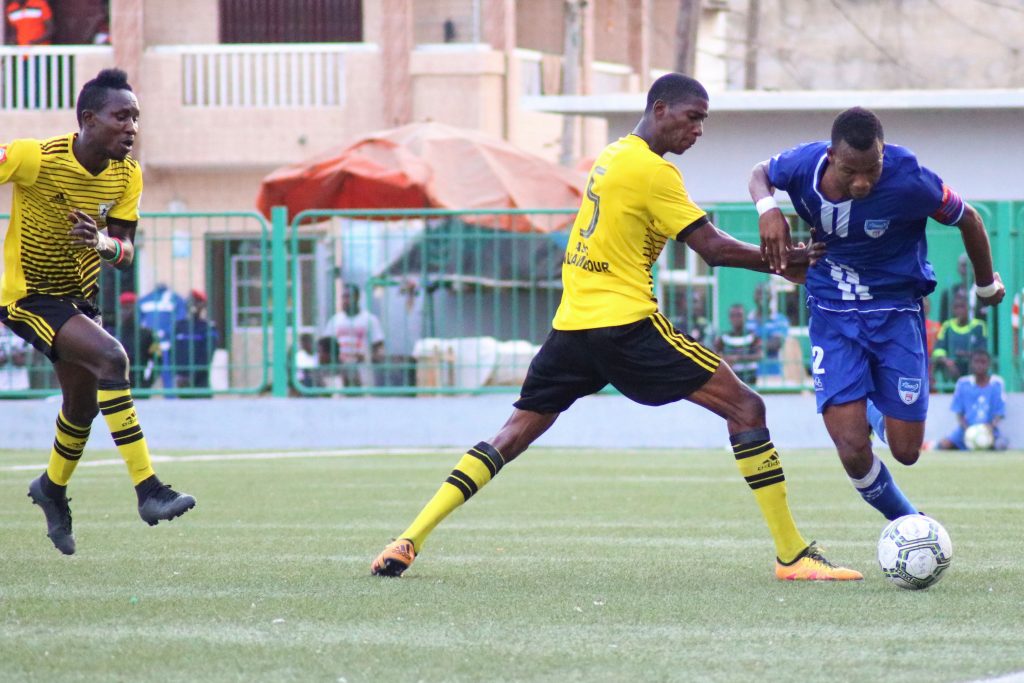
[
  {"xmin": 936, "ymin": 349, "xmax": 1008, "ymax": 451},
  {"xmin": 932, "ymin": 292, "xmax": 988, "ymax": 386}
]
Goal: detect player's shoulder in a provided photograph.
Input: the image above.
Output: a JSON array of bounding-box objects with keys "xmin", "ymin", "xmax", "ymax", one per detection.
[
  {"xmin": 38, "ymin": 133, "xmax": 74, "ymax": 155},
  {"xmin": 990, "ymin": 374, "xmax": 1005, "ymax": 388},
  {"xmin": 775, "ymin": 140, "xmax": 828, "ymax": 163}
]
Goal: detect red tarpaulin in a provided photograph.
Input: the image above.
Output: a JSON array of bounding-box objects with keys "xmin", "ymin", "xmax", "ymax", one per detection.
[{"xmin": 256, "ymin": 121, "xmax": 585, "ymax": 232}]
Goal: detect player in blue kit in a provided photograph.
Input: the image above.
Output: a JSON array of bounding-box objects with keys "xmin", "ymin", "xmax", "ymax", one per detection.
[{"xmin": 748, "ymin": 107, "xmax": 1004, "ymax": 520}]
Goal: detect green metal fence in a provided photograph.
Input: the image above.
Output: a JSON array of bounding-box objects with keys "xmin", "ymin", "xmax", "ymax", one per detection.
[{"xmin": 1, "ymin": 202, "xmax": 1021, "ymax": 398}]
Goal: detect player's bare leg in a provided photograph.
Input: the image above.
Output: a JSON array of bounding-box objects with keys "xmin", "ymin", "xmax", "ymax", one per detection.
[
  {"xmin": 823, "ymin": 400, "xmax": 917, "ymax": 520},
  {"xmin": 372, "ymin": 410, "xmax": 559, "ymax": 576}
]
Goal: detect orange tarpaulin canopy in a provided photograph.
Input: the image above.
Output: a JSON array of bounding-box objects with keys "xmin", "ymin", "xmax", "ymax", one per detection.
[{"xmin": 256, "ymin": 121, "xmax": 586, "ymax": 233}]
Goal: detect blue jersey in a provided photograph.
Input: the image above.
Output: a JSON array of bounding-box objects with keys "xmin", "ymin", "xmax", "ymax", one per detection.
[
  {"xmin": 950, "ymin": 375, "xmax": 1006, "ymax": 426},
  {"xmin": 768, "ymin": 142, "xmax": 964, "ymax": 302}
]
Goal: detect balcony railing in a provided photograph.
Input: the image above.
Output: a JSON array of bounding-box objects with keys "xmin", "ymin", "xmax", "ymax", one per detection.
[
  {"xmin": 0, "ymin": 45, "xmax": 112, "ymax": 110},
  {"xmin": 150, "ymin": 43, "xmax": 375, "ymax": 108}
]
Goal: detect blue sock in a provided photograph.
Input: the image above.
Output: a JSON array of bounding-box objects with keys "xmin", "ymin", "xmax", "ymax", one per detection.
[
  {"xmin": 867, "ymin": 400, "xmax": 887, "ymax": 444},
  {"xmin": 850, "ymin": 455, "xmax": 917, "ymax": 520}
]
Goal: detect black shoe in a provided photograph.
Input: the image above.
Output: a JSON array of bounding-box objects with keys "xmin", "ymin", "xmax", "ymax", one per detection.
[
  {"xmin": 27, "ymin": 475, "xmax": 76, "ymax": 555},
  {"xmin": 138, "ymin": 483, "xmax": 196, "ymax": 526}
]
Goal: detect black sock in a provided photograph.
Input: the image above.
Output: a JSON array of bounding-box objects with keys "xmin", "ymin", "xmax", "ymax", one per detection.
[
  {"xmin": 40, "ymin": 472, "xmax": 67, "ymax": 499},
  {"xmin": 134, "ymin": 474, "xmax": 162, "ymax": 503}
]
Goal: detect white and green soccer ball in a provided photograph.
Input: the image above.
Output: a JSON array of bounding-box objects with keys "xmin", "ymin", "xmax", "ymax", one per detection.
[
  {"xmin": 877, "ymin": 514, "xmax": 953, "ymax": 590},
  {"xmin": 964, "ymin": 423, "xmax": 995, "ymax": 451}
]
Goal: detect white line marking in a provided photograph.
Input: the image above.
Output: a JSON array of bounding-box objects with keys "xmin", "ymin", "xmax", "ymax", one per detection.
[
  {"xmin": 966, "ymin": 673, "xmax": 1024, "ymax": 683},
  {"xmin": 0, "ymin": 448, "xmax": 454, "ymax": 472}
]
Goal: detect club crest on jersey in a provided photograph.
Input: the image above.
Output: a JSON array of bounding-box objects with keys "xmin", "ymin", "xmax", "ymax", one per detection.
[
  {"xmin": 864, "ymin": 219, "xmax": 890, "ymax": 238},
  {"xmin": 98, "ymin": 203, "xmax": 112, "ymax": 219},
  {"xmin": 898, "ymin": 377, "xmax": 922, "ymax": 405}
]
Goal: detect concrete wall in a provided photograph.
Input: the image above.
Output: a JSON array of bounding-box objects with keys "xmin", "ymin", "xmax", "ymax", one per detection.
[
  {"xmin": 594, "ymin": 102, "xmax": 1024, "ymax": 204},
  {"xmin": 2, "ymin": 392, "xmax": 1022, "ymax": 451}
]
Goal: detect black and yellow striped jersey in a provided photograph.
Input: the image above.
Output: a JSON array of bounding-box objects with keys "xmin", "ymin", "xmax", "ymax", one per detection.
[
  {"xmin": 552, "ymin": 134, "xmax": 707, "ymax": 330},
  {"xmin": 0, "ymin": 133, "xmax": 142, "ymax": 306}
]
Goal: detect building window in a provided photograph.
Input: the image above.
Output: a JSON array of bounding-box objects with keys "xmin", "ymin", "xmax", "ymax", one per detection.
[{"xmin": 219, "ymin": 0, "xmax": 363, "ymax": 43}]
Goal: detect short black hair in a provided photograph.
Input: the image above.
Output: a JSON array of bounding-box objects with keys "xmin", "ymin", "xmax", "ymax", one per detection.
[
  {"xmin": 76, "ymin": 68, "xmax": 133, "ymax": 126},
  {"xmin": 831, "ymin": 107, "xmax": 884, "ymax": 150},
  {"xmin": 645, "ymin": 73, "xmax": 708, "ymax": 113}
]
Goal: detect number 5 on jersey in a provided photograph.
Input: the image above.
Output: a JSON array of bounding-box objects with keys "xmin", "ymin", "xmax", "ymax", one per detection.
[{"xmin": 580, "ymin": 175, "xmax": 600, "ymax": 238}]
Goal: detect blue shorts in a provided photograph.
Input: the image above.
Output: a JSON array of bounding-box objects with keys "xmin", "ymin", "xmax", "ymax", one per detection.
[{"xmin": 807, "ymin": 297, "xmax": 928, "ymax": 421}]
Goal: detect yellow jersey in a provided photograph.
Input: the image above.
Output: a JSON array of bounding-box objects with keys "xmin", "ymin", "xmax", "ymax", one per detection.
[
  {"xmin": 552, "ymin": 134, "xmax": 707, "ymax": 330},
  {"xmin": 0, "ymin": 134, "xmax": 142, "ymax": 306}
]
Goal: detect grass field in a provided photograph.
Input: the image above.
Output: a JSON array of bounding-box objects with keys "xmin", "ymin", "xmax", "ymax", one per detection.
[{"xmin": 2, "ymin": 446, "xmax": 1023, "ymax": 683}]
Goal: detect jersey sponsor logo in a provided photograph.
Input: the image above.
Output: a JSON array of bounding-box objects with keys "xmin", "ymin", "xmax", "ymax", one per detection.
[
  {"xmin": 898, "ymin": 377, "xmax": 922, "ymax": 405},
  {"xmin": 864, "ymin": 219, "xmax": 890, "ymax": 238}
]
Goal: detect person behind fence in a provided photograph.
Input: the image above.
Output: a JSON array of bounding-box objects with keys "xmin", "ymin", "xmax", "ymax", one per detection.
[
  {"xmin": 139, "ymin": 282, "xmax": 187, "ymax": 390},
  {"xmin": 746, "ymin": 282, "xmax": 789, "ymax": 379},
  {"xmin": 293, "ymin": 332, "xmax": 322, "ymax": 390},
  {"xmin": 0, "ymin": 322, "xmax": 31, "ymax": 392},
  {"xmin": 104, "ymin": 290, "xmax": 157, "ymax": 390},
  {"xmin": 936, "ymin": 349, "xmax": 1008, "ymax": 451},
  {"xmin": 0, "ymin": 68, "xmax": 196, "ymax": 556},
  {"xmin": 173, "ymin": 289, "xmax": 219, "ymax": 392},
  {"xmin": 319, "ymin": 283, "xmax": 384, "ymax": 389},
  {"xmin": 932, "ymin": 292, "xmax": 988, "ymax": 386},
  {"xmin": 749, "ymin": 105, "xmax": 1004, "ymax": 525},
  {"xmin": 714, "ymin": 303, "xmax": 761, "ymax": 386},
  {"xmin": 371, "ymin": 73, "xmax": 862, "ymax": 582}
]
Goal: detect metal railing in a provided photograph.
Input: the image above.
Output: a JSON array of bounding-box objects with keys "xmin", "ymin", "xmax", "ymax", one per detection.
[{"xmin": 1, "ymin": 202, "xmax": 1022, "ymax": 398}]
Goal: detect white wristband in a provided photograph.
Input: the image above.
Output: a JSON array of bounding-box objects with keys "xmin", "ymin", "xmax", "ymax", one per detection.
[
  {"xmin": 755, "ymin": 196, "xmax": 779, "ymax": 216},
  {"xmin": 976, "ymin": 279, "xmax": 999, "ymax": 298}
]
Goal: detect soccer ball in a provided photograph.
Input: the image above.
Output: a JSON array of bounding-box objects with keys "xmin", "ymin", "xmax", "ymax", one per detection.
[
  {"xmin": 964, "ymin": 423, "xmax": 994, "ymax": 451},
  {"xmin": 877, "ymin": 514, "xmax": 953, "ymax": 590}
]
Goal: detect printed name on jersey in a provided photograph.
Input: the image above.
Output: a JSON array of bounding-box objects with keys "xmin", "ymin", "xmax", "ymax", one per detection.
[
  {"xmin": 863, "ymin": 219, "xmax": 890, "ymax": 238},
  {"xmin": 898, "ymin": 377, "xmax": 922, "ymax": 405}
]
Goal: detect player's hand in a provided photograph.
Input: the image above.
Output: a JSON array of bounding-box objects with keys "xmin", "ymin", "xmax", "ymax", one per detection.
[
  {"xmin": 759, "ymin": 209, "xmax": 792, "ymax": 274},
  {"xmin": 67, "ymin": 210, "xmax": 103, "ymax": 249},
  {"xmin": 976, "ymin": 272, "xmax": 1005, "ymax": 307},
  {"xmin": 777, "ymin": 241, "xmax": 825, "ymax": 284}
]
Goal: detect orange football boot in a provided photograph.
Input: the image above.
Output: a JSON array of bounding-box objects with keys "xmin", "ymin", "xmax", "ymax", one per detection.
[
  {"xmin": 371, "ymin": 538, "xmax": 416, "ymax": 577},
  {"xmin": 775, "ymin": 542, "xmax": 863, "ymax": 581}
]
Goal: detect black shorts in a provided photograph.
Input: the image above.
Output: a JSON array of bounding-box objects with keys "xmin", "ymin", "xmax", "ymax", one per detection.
[
  {"xmin": 514, "ymin": 312, "xmax": 720, "ymax": 413},
  {"xmin": 0, "ymin": 294, "xmax": 101, "ymax": 362}
]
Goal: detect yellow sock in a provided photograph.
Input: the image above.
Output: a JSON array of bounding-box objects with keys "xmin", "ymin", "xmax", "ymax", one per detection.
[
  {"xmin": 400, "ymin": 442, "xmax": 506, "ymax": 551},
  {"xmin": 46, "ymin": 411, "xmax": 91, "ymax": 486},
  {"xmin": 97, "ymin": 381, "xmax": 155, "ymax": 485},
  {"xmin": 731, "ymin": 429, "xmax": 808, "ymax": 564}
]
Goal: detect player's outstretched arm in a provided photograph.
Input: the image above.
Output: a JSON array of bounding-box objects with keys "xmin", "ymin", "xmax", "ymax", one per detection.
[
  {"xmin": 748, "ymin": 161, "xmax": 791, "ymax": 274},
  {"xmin": 684, "ymin": 222, "xmax": 821, "ymax": 284},
  {"xmin": 956, "ymin": 203, "xmax": 1004, "ymax": 307}
]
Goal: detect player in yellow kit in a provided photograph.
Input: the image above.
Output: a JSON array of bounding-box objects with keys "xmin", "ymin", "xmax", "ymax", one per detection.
[
  {"xmin": 0, "ymin": 69, "xmax": 195, "ymax": 555},
  {"xmin": 371, "ymin": 73, "xmax": 861, "ymax": 581}
]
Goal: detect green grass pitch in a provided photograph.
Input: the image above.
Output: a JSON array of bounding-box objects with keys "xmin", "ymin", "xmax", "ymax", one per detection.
[{"xmin": 2, "ymin": 447, "xmax": 1023, "ymax": 682}]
